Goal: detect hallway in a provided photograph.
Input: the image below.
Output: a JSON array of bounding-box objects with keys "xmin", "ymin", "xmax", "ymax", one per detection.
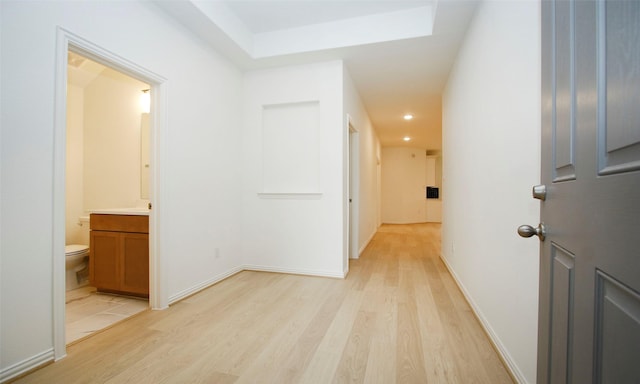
[{"xmin": 16, "ymin": 224, "xmax": 512, "ymax": 383}]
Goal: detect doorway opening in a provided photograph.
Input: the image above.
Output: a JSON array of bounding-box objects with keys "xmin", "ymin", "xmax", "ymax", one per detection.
[
  {"xmin": 65, "ymin": 51, "xmax": 150, "ymax": 345},
  {"xmin": 53, "ymin": 28, "xmax": 167, "ymax": 360}
]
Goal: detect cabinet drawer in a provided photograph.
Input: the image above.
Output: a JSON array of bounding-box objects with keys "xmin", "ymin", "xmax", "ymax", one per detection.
[{"xmin": 90, "ymin": 214, "xmax": 149, "ymax": 233}]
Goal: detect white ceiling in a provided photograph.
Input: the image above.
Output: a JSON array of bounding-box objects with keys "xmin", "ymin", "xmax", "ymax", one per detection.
[
  {"xmin": 224, "ymin": 1, "xmax": 432, "ymax": 33},
  {"xmin": 155, "ymin": 0, "xmax": 478, "ymax": 150}
]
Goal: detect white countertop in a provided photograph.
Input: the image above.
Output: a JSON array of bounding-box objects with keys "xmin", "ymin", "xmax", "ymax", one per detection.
[{"xmin": 89, "ymin": 208, "xmax": 150, "ymax": 216}]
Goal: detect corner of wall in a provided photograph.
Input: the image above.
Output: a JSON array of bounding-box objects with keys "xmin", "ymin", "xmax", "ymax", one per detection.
[
  {"xmin": 441, "ymin": 2, "xmax": 541, "ymax": 383},
  {"xmin": 342, "ymin": 65, "xmax": 381, "ymax": 261}
]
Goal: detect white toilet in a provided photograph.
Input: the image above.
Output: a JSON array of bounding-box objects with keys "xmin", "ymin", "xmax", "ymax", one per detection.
[{"xmin": 65, "ymin": 244, "xmax": 89, "ymax": 291}]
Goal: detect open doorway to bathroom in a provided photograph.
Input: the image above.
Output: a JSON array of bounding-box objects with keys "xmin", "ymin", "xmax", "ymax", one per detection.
[{"xmin": 65, "ymin": 51, "xmax": 150, "ymax": 344}]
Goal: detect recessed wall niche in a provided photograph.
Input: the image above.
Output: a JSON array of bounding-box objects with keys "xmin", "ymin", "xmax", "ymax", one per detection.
[{"xmin": 261, "ymin": 101, "xmax": 321, "ymax": 195}]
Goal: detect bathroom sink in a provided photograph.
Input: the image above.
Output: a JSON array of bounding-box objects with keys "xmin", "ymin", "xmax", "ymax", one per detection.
[{"xmin": 89, "ymin": 207, "xmax": 150, "ymax": 216}]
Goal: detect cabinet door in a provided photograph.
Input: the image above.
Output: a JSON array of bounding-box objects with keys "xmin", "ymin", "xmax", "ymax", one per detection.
[
  {"xmin": 120, "ymin": 233, "xmax": 149, "ymax": 296},
  {"xmin": 90, "ymin": 231, "xmax": 120, "ymax": 291}
]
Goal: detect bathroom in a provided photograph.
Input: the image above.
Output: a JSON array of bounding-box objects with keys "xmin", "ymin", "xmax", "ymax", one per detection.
[{"xmin": 65, "ymin": 51, "xmax": 150, "ymax": 344}]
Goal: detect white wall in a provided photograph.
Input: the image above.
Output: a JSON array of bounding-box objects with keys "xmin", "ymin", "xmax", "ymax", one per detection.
[
  {"xmin": 343, "ymin": 67, "xmax": 380, "ymax": 258},
  {"xmin": 83, "ymin": 67, "xmax": 147, "ymax": 211},
  {"xmin": 381, "ymin": 147, "xmax": 431, "ymax": 224},
  {"xmin": 241, "ymin": 61, "xmax": 345, "ymax": 277},
  {"xmin": 66, "ymin": 66, "xmax": 146, "ymax": 246},
  {"xmin": 441, "ymin": 2, "xmax": 541, "ymax": 383},
  {"xmin": 0, "ymin": 1, "xmax": 243, "ymax": 377},
  {"xmin": 425, "ymin": 156, "xmax": 442, "ymax": 223},
  {"xmin": 66, "ymin": 84, "xmax": 85, "ymax": 244},
  {"xmin": 435, "ymin": 155, "xmax": 442, "ymax": 194}
]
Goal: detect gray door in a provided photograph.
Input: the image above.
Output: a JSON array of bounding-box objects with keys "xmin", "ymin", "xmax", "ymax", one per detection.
[{"xmin": 537, "ymin": 0, "xmax": 640, "ymax": 383}]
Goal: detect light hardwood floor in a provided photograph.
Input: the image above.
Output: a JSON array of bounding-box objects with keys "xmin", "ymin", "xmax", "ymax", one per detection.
[{"xmin": 16, "ymin": 223, "xmax": 513, "ymax": 383}]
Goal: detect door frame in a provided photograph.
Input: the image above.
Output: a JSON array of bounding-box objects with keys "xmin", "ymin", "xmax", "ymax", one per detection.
[
  {"xmin": 347, "ymin": 115, "xmax": 360, "ymax": 260},
  {"xmin": 53, "ymin": 27, "xmax": 168, "ymax": 360}
]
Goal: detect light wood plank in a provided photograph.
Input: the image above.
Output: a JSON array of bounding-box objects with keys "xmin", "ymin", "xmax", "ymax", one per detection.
[
  {"xmin": 15, "ymin": 223, "xmax": 513, "ymax": 384},
  {"xmin": 332, "ymin": 310, "xmax": 377, "ymax": 383}
]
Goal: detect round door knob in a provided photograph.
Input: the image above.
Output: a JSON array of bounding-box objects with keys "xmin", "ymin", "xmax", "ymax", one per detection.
[{"xmin": 518, "ymin": 223, "xmax": 546, "ymax": 241}]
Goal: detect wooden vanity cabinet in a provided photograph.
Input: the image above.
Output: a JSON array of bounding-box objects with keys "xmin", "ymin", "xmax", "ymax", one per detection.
[{"xmin": 90, "ymin": 214, "xmax": 149, "ymax": 297}]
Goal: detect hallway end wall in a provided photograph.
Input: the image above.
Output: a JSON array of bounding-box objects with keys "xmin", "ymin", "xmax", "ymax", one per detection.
[
  {"xmin": 381, "ymin": 147, "xmax": 432, "ymax": 224},
  {"xmin": 442, "ymin": 2, "xmax": 541, "ymax": 383}
]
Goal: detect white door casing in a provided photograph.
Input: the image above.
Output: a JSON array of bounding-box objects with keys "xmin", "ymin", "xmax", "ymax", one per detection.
[{"xmin": 53, "ymin": 28, "xmax": 168, "ymax": 360}]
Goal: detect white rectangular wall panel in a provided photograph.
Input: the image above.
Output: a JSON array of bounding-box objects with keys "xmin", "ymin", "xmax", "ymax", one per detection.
[{"xmin": 261, "ymin": 101, "xmax": 320, "ymax": 193}]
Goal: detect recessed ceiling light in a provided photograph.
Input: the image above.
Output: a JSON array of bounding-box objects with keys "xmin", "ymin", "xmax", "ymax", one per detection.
[
  {"xmin": 403, "ymin": 114, "xmax": 413, "ymax": 120},
  {"xmin": 403, "ymin": 136, "xmax": 411, "ymax": 141}
]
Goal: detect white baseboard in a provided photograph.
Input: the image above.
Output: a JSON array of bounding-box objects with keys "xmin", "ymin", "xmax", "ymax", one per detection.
[
  {"xmin": 243, "ymin": 264, "xmax": 345, "ymax": 279},
  {"xmin": 169, "ymin": 264, "xmax": 345, "ymax": 305},
  {"xmin": 439, "ymin": 255, "xmax": 528, "ymax": 384},
  {"xmin": 0, "ymin": 348, "xmax": 54, "ymax": 383},
  {"xmin": 168, "ymin": 266, "xmax": 244, "ymax": 305},
  {"xmin": 358, "ymin": 228, "xmax": 377, "ymax": 257},
  {"xmin": 381, "ymin": 220, "xmax": 441, "ymax": 225}
]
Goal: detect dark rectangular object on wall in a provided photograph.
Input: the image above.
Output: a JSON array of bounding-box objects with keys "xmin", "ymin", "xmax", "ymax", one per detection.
[{"xmin": 426, "ymin": 186, "xmax": 439, "ymax": 199}]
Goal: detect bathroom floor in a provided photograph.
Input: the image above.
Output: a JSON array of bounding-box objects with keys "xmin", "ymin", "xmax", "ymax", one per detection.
[{"xmin": 66, "ymin": 286, "xmax": 148, "ymax": 344}]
